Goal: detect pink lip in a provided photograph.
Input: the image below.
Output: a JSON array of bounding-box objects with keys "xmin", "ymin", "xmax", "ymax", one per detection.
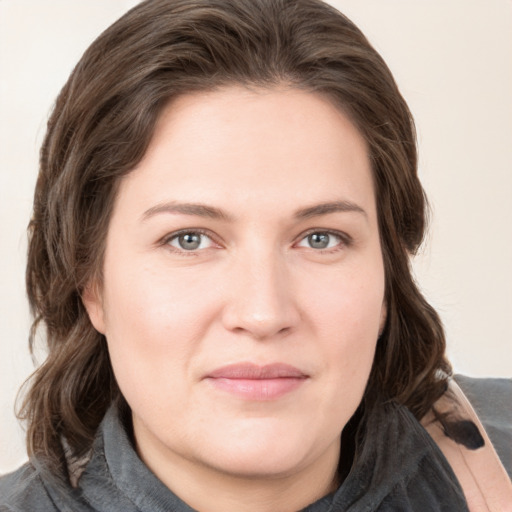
[{"xmin": 205, "ymin": 363, "xmax": 308, "ymax": 401}]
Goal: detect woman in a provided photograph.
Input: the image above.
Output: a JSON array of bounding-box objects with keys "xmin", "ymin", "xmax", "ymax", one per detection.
[{"xmin": 1, "ymin": 0, "xmax": 510, "ymax": 510}]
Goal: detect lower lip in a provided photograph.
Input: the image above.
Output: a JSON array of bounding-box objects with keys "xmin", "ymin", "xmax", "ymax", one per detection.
[{"xmin": 206, "ymin": 377, "xmax": 306, "ymax": 400}]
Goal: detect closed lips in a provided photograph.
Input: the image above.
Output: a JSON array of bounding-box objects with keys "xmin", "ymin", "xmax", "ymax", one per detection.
[
  {"xmin": 204, "ymin": 363, "xmax": 309, "ymax": 400},
  {"xmin": 206, "ymin": 362, "xmax": 308, "ymax": 380}
]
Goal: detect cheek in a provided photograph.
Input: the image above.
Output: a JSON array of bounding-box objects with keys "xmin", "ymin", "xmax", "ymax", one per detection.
[
  {"xmin": 100, "ymin": 262, "xmax": 220, "ymax": 403},
  {"xmin": 103, "ymin": 258, "xmax": 216, "ymax": 339},
  {"xmin": 302, "ymin": 260, "xmax": 384, "ymax": 400},
  {"xmin": 305, "ymin": 257, "xmax": 385, "ymax": 340}
]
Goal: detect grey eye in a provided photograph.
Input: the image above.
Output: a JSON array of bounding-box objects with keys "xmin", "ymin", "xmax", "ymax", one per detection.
[
  {"xmin": 307, "ymin": 233, "xmax": 330, "ymax": 249},
  {"xmin": 297, "ymin": 231, "xmax": 343, "ymax": 250},
  {"xmin": 178, "ymin": 233, "xmax": 202, "ymax": 250},
  {"xmin": 168, "ymin": 232, "xmax": 213, "ymax": 251}
]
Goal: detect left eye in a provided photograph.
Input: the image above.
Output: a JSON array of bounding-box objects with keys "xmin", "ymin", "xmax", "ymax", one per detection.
[
  {"xmin": 297, "ymin": 232, "xmax": 342, "ymax": 250},
  {"xmin": 167, "ymin": 232, "xmax": 214, "ymax": 251}
]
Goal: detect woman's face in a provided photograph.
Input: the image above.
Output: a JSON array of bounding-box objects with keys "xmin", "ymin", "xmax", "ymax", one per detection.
[{"xmin": 85, "ymin": 86, "xmax": 386, "ymax": 490}]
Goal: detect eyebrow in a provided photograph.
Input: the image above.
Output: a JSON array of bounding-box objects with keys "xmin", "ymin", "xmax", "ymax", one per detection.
[
  {"xmin": 141, "ymin": 199, "xmax": 367, "ymax": 222},
  {"xmin": 293, "ymin": 200, "xmax": 367, "ymax": 220},
  {"xmin": 142, "ymin": 201, "xmax": 233, "ymax": 222}
]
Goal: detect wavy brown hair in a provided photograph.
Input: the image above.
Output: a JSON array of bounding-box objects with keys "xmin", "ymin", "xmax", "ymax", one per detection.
[{"xmin": 19, "ymin": 0, "xmax": 451, "ymax": 479}]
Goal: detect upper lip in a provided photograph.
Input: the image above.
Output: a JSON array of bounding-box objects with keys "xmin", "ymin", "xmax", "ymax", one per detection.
[{"xmin": 206, "ymin": 362, "xmax": 308, "ymax": 380}]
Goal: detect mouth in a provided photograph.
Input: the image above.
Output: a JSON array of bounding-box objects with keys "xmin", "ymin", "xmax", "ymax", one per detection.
[{"xmin": 204, "ymin": 362, "xmax": 309, "ymax": 401}]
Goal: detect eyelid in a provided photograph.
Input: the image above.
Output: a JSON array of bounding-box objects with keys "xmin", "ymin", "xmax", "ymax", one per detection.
[
  {"xmin": 160, "ymin": 228, "xmax": 222, "ymax": 254},
  {"xmin": 159, "ymin": 227, "xmax": 351, "ymax": 255},
  {"xmin": 294, "ymin": 228, "xmax": 352, "ymax": 250}
]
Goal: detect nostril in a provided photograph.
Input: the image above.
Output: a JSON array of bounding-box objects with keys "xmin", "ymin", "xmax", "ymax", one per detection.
[{"xmin": 222, "ymin": 308, "xmax": 298, "ymax": 340}]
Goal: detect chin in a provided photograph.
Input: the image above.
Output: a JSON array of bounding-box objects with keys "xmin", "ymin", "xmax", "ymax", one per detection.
[
  {"xmin": 191, "ymin": 419, "xmax": 329, "ymax": 478},
  {"xmin": 203, "ymin": 445, "xmax": 309, "ymax": 479}
]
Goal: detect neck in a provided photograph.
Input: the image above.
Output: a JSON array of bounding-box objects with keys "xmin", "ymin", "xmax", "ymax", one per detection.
[{"xmin": 136, "ymin": 435, "xmax": 341, "ymax": 512}]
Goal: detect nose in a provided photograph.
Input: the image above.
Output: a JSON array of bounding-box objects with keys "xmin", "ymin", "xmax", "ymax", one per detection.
[{"xmin": 221, "ymin": 250, "xmax": 301, "ymax": 340}]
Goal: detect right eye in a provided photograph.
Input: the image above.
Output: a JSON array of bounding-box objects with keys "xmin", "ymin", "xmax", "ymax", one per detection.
[{"xmin": 166, "ymin": 231, "xmax": 216, "ymax": 252}]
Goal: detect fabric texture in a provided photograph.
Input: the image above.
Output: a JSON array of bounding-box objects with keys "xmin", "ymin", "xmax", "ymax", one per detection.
[{"xmin": 0, "ymin": 397, "xmax": 470, "ymax": 511}]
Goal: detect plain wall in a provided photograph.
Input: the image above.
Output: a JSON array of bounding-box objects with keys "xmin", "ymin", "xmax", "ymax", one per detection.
[{"xmin": 1, "ymin": 0, "xmax": 511, "ymax": 474}]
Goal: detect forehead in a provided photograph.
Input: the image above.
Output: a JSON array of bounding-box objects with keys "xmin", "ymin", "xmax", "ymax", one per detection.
[{"xmin": 115, "ymin": 85, "xmax": 376, "ymax": 221}]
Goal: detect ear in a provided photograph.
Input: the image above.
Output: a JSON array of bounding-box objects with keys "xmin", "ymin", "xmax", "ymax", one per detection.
[{"xmin": 82, "ymin": 280, "xmax": 106, "ymax": 334}]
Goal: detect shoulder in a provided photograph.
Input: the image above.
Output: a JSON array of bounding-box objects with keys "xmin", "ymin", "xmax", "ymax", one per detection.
[
  {"xmin": 454, "ymin": 374, "xmax": 512, "ymax": 478},
  {"xmin": 0, "ymin": 463, "xmax": 57, "ymax": 512},
  {"xmin": 421, "ymin": 376, "xmax": 512, "ymax": 512}
]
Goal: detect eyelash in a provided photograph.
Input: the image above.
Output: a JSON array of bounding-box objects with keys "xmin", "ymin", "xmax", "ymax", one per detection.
[
  {"xmin": 161, "ymin": 228, "xmax": 219, "ymax": 257},
  {"xmin": 161, "ymin": 228, "xmax": 352, "ymax": 256},
  {"xmin": 296, "ymin": 229, "xmax": 352, "ymax": 253}
]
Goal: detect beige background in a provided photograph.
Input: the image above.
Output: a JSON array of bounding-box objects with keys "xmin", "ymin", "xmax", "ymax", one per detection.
[{"xmin": 1, "ymin": 0, "xmax": 511, "ymax": 474}]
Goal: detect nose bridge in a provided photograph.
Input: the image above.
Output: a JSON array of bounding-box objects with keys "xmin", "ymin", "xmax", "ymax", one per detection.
[{"xmin": 222, "ymin": 244, "xmax": 299, "ymax": 339}]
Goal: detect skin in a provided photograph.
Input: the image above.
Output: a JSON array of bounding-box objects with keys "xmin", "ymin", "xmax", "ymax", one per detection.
[{"xmin": 84, "ymin": 86, "xmax": 387, "ymax": 512}]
